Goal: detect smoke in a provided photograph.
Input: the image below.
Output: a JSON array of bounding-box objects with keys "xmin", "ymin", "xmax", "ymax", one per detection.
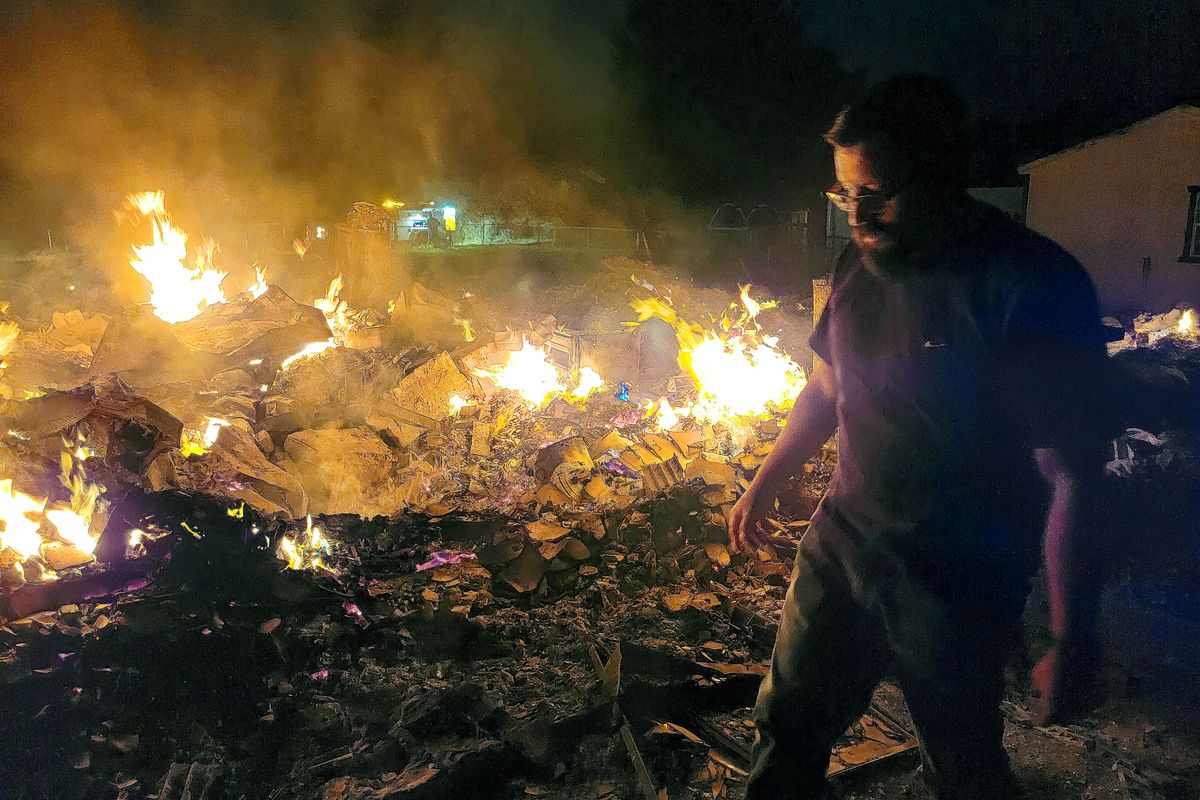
[{"xmin": 0, "ymin": 1, "xmax": 636, "ymax": 275}]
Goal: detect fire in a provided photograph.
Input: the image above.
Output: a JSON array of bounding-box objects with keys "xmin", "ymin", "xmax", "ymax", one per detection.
[
  {"xmin": 630, "ymin": 284, "xmax": 805, "ymax": 428},
  {"xmin": 180, "ymin": 417, "xmax": 231, "ymax": 457},
  {"xmin": 44, "ymin": 433, "xmax": 103, "ymax": 555},
  {"xmin": 454, "ymin": 314, "xmax": 476, "ymax": 342},
  {"xmin": 568, "ymin": 366, "xmax": 606, "ymax": 401},
  {"xmin": 127, "ymin": 192, "xmax": 228, "ymax": 323},
  {"xmin": 314, "ymin": 275, "xmax": 355, "ymax": 345},
  {"xmin": 281, "ymin": 339, "xmax": 336, "ymax": 370},
  {"xmin": 277, "ymin": 516, "xmax": 335, "ymax": 574},
  {"xmin": 0, "ymin": 479, "xmax": 46, "ymax": 561},
  {"xmin": 686, "ymin": 333, "xmax": 806, "ymax": 423},
  {"xmin": 0, "ymin": 319, "xmax": 19, "ymax": 378},
  {"xmin": 654, "ymin": 397, "xmax": 686, "ymax": 430},
  {"xmin": 474, "ymin": 341, "xmax": 608, "ymax": 407},
  {"xmin": 0, "ymin": 434, "xmax": 105, "ymax": 569},
  {"xmin": 475, "ymin": 338, "xmax": 566, "ymax": 408},
  {"xmin": 248, "ymin": 266, "xmax": 269, "ymax": 299},
  {"xmin": 1179, "ymin": 309, "xmax": 1195, "ymax": 335},
  {"xmin": 738, "ymin": 283, "xmax": 776, "ymax": 319},
  {"xmin": 448, "ymin": 394, "xmax": 469, "ymax": 415}
]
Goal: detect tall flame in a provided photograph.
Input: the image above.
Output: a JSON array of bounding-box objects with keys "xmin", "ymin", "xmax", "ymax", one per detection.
[
  {"xmin": 0, "ymin": 479, "xmax": 46, "ymax": 561},
  {"xmin": 314, "ymin": 275, "xmax": 354, "ymax": 344},
  {"xmin": 45, "ymin": 432, "xmax": 103, "ymax": 554},
  {"xmin": 1179, "ymin": 309, "xmax": 1194, "ymax": 335},
  {"xmin": 128, "ymin": 192, "xmax": 227, "ymax": 323},
  {"xmin": 630, "ymin": 284, "xmax": 805, "ymax": 428},
  {"xmin": 248, "ymin": 266, "xmax": 269, "ymax": 299}
]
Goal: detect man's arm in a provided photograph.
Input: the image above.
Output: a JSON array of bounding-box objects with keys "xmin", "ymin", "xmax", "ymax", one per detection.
[
  {"xmin": 1031, "ymin": 445, "xmax": 1104, "ymax": 725},
  {"xmin": 728, "ymin": 358, "xmax": 838, "ymax": 553},
  {"xmin": 999, "ymin": 253, "xmax": 1111, "ymax": 725}
]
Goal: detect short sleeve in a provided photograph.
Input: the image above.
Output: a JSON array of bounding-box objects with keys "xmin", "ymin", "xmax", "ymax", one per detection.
[
  {"xmin": 809, "ymin": 298, "xmax": 832, "ymax": 363},
  {"xmin": 809, "ymin": 245, "xmax": 856, "ymax": 364},
  {"xmin": 999, "ymin": 254, "xmax": 1114, "ymax": 452}
]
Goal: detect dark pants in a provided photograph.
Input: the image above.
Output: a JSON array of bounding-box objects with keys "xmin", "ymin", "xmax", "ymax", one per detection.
[{"xmin": 747, "ymin": 528, "xmax": 1022, "ymax": 800}]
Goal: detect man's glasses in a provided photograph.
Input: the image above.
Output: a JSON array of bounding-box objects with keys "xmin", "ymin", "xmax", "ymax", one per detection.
[{"xmin": 825, "ymin": 174, "xmax": 918, "ymax": 215}]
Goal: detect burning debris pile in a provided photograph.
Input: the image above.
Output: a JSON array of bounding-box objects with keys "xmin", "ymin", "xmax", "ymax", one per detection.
[
  {"xmin": 0, "ymin": 193, "xmax": 817, "ymax": 604},
  {"xmin": 0, "ymin": 193, "xmax": 852, "ymax": 799}
]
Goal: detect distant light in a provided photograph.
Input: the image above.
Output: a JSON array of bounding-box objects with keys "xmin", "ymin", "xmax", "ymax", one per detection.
[
  {"xmin": 315, "ymin": 226, "xmax": 327, "ymax": 239},
  {"xmin": 68, "ymin": 285, "xmax": 76, "ymax": 291},
  {"xmin": 382, "ymin": 200, "xmax": 403, "ymax": 209}
]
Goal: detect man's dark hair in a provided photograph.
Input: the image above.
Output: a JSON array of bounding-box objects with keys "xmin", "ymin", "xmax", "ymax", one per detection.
[{"xmin": 825, "ymin": 74, "xmax": 972, "ymax": 189}]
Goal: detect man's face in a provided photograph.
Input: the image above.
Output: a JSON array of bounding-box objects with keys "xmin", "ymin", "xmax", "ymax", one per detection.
[{"xmin": 832, "ymin": 143, "xmax": 931, "ymax": 277}]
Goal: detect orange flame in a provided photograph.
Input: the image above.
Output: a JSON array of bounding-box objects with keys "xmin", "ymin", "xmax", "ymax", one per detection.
[
  {"xmin": 630, "ymin": 284, "xmax": 805, "ymax": 428},
  {"xmin": 127, "ymin": 192, "xmax": 227, "ymax": 323}
]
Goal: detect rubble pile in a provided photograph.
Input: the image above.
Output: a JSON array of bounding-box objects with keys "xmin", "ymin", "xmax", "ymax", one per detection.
[{"xmin": 0, "ymin": 208, "xmax": 854, "ymax": 796}]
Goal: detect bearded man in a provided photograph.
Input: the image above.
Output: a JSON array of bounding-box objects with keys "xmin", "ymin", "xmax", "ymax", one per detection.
[{"xmin": 729, "ymin": 75, "xmax": 1109, "ymax": 800}]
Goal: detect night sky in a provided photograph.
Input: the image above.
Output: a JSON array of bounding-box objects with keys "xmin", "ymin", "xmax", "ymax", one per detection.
[
  {"xmin": 0, "ymin": 0, "xmax": 1195, "ymax": 251},
  {"xmin": 805, "ymin": 0, "xmax": 1197, "ymax": 162}
]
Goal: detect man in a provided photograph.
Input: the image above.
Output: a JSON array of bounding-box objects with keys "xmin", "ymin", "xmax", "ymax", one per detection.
[{"xmin": 728, "ymin": 75, "xmax": 1109, "ymax": 800}]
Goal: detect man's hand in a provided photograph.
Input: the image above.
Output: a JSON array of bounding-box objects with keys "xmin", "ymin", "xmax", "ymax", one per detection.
[
  {"xmin": 1030, "ymin": 635, "xmax": 1099, "ymax": 726},
  {"xmin": 726, "ymin": 358, "xmax": 838, "ymax": 555},
  {"xmin": 728, "ymin": 485, "xmax": 777, "ymax": 554}
]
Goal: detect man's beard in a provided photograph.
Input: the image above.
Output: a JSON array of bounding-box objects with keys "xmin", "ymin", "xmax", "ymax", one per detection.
[{"xmin": 852, "ymin": 224, "xmax": 908, "ymax": 280}]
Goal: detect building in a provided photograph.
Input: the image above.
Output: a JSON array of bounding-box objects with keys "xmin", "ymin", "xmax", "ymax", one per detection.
[{"xmin": 1020, "ymin": 105, "xmax": 1200, "ymax": 313}]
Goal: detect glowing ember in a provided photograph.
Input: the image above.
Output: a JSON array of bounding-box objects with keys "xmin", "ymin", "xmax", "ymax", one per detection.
[
  {"xmin": 281, "ymin": 339, "xmax": 336, "ymax": 370},
  {"xmin": 248, "ymin": 266, "xmax": 269, "ymax": 299},
  {"xmin": 631, "ymin": 284, "xmax": 805, "ymax": 427},
  {"xmin": 1179, "ymin": 309, "xmax": 1195, "ymax": 335},
  {"xmin": 180, "ymin": 417, "xmax": 231, "ymax": 457},
  {"xmin": 44, "ymin": 434, "xmax": 103, "ymax": 555},
  {"xmin": 127, "ymin": 191, "xmax": 228, "ymax": 323},
  {"xmin": 0, "ymin": 478, "xmax": 46, "ymax": 561},
  {"xmin": 475, "ymin": 338, "xmax": 566, "ymax": 408},
  {"xmin": 277, "ymin": 516, "xmax": 335, "ymax": 573},
  {"xmin": 314, "ymin": 275, "xmax": 354, "ymax": 344},
  {"xmin": 568, "ymin": 366, "xmax": 606, "ymax": 401}
]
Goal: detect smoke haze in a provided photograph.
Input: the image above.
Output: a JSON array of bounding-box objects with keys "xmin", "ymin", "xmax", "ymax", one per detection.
[{"xmin": 0, "ymin": 1, "xmax": 638, "ymax": 262}]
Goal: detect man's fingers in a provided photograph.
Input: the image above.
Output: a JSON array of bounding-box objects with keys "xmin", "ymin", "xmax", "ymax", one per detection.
[
  {"xmin": 728, "ymin": 516, "xmax": 747, "ymax": 553},
  {"xmin": 1030, "ymin": 649, "xmax": 1062, "ymax": 727},
  {"xmin": 743, "ymin": 523, "xmax": 770, "ymax": 552}
]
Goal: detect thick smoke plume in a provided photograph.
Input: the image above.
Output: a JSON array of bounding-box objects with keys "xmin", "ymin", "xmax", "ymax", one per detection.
[{"xmin": 0, "ymin": 1, "xmax": 634, "ymax": 268}]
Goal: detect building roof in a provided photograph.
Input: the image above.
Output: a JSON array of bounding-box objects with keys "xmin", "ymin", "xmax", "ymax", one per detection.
[{"xmin": 1018, "ymin": 105, "xmax": 1200, "ymax": 174}]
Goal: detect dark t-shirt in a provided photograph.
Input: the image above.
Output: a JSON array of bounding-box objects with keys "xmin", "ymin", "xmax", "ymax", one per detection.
[{"xmin": 808, "ymin": 200, "xmax": 1108, "ymax": 608}]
